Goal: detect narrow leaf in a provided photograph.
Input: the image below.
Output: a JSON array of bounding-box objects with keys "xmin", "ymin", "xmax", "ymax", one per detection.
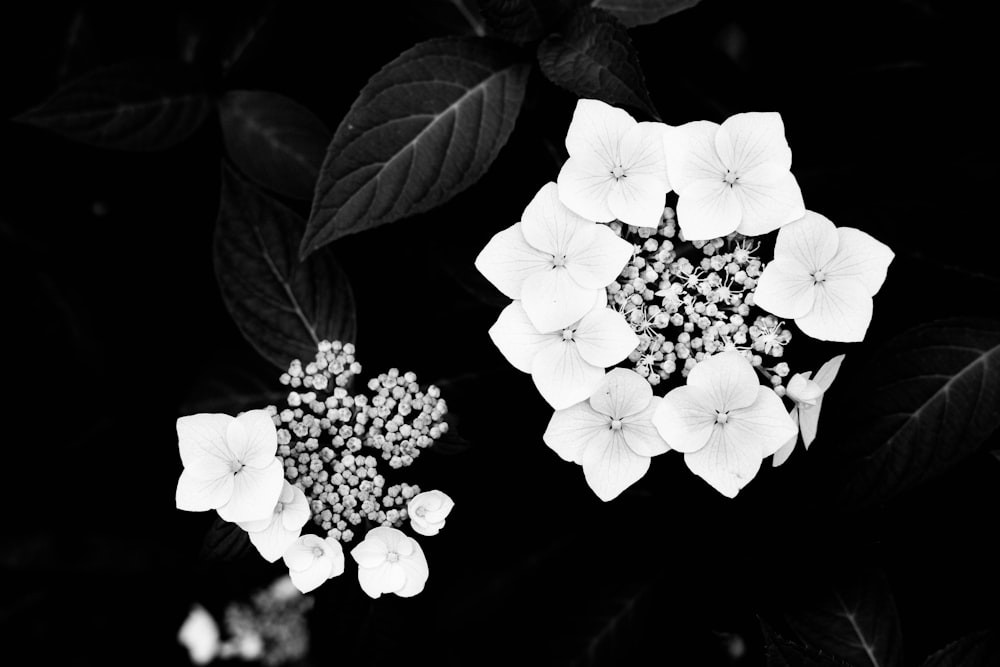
[
  {"xmin": 537, "ymin": 7, "xmax": 659, "ymax": 120},
  {"xmin": 591, "ymin": 0, "xmax": 702, "ymax": 28},
  {"xmin": 301, "ymin": 37, "xmax": 530, "ymax": 257},
  {"xmin": 921, "ymin": 629, "xmax": 1000, "ymax": 667},
  {"xmin": 15, "ymin": 61, "xmax": 211, "ymax": 151},
  {"xmin": 219, "ymin": 90, "xmax": 331, "ymax": 201},
  {"xmin": 214, "ymin": 165, "xmax": 357, "ymax": 370}
]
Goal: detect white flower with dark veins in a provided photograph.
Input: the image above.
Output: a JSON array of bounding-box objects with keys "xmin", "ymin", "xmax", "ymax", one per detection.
[
  {"xmin": 652, "ymin": 351, "xmax": 796, "ymax": 498},
  {"xmin": 772, "ymin": 354, "xmax": 845, "ymax": 467},
  {"xmin": 557, "ymin": 99, "xmax": 672, "ymax": 229},
  {"xmin": 282, "ymin": 534, "xmax": 345, "ymax": 594},
  {"xmin": 175, "ymin": 410, "xmax": 284, "ymax": 523},
  {"xmin": 544, "ymin": 368, "xmax": 669, "ymax": 501},
  {"xmin": 663, "ymin": 112, "xmax": 805, "ymax": 240},
  {"xmin": 475, "ymin": 181, "xmax": 633, "ymax": 332},
  {"xmin": 753, "ymin": 211, "xmax": 894, "ymax": 342},
  {"xmin": 350, "ymin": 527, "xmax": 429, "ymax": 599},
  {"xmin": 237, "ymin": 480, "xmax": 311, "ymax": 562},
  {"xmin": 408, "ymin": 490, "xmax": 454, "ymax": 537}
]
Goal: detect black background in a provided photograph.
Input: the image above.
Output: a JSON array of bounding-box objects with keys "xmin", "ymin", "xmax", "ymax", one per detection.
[{"xmin": 2, "ymin": 1, "xmax": 997, "ymax": 665}]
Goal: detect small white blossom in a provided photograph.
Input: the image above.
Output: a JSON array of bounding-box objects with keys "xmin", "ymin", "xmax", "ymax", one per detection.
[
  {"xmin": 557, "ymin": 99, "xmax": 672, "ymax": 228},
  {"xmin": 652, "ymin": 351, "xmax": 796, "ymax": 497},
  {"xmin": 408, "ymin": 490, "xmax": 454, "ymax": 536},
  {"xmin": 350, "ymin": 527, "xmax": 429, "ymax": 599},
  {"xmin": 663, "ymin": 112, "xmax": 805, "ymax": 240},
  {"xmin": 175, "ymin": 410, "xmax": 284, "ymax": 523},
  {"xmin": 237, "ymin": 481, "xmax": 311, "ymax": 562},
  {"xmin": 282, "ymin": 534, "xmax": 345, "ymax": 594},
  {"xmin": 475, "ymin": 182, "xmax": 633, "ymax": 332},
  {"xmin": 177, "ymin": 604, "xmax": 220, "ymax": 666},
  {"xmin": 753, "ymin": 212, "xmax": 894, "ymax": 342},
  {"xmin": 544, "ymin": 368, "xmax": 669, "ymax": 501},
  {"xmin": 772, "ymin": 355, "xmax": 845, "ymax": 467}
]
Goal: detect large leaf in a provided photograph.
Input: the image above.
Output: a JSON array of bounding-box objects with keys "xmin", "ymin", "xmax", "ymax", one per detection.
[
  {"xmin": 479, "ymin": 0, "xmax": 579, "ymax": 43},
  {"xmin": 301, "ymin": 37, "xmax": 530, "ymax": 257},
  {"xmin": 537, "ymin": 7, "xmax": 659, "ymax": 120},
  {"xmin": 591, "ymin": 0, "xmax": 702, "ymax": 28},
  {"xmin": 760, "ymin": 621, "xmax": 856, "ymax": 667},
  {"xmin": 15, "ymin": 61, "xmax": 211, "ymax": 151},
  {"xmin": 921, "ymin": 629, "xmax": 1000, "ymax": 667},
  {"xmin": 837, "ymin": 319, "xmax": 1000, "ymax": 505},
  {"xmin": 219, "ymin": 90, "xmax": 331, "ymax": 201},
  {"xmin": 214, "ymin": 165, "xmax": 356, "ymax": 370}
]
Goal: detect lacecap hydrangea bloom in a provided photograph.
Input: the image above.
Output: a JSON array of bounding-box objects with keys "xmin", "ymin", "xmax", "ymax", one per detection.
[
  {"xmin": 283, "ymin": 534, "xmax": 345, "ymax": 594},
  {"xmin": 350, "ymin": 526, "xmax": 429, "ymax": 599},
  {"xmin": 408, "ymin": 490, "xmax": 455, "ymax": 537}
]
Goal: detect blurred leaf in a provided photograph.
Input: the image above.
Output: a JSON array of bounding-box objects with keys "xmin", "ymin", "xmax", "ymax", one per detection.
[
  {"xmin": 57, "ymin": 8, "xmax": 100, "ymax": 82},
  {"xmin": 214, "ymin": 165, "xmax": 357, "ymax": 370},
  {"xmin": 301, "ymin": 37, "xmax": 530, "ymax": 257},
  {"xmin": 591, "ymin": 0, "xmax": 701, "ymax": 28},
  {"xmin": 15, "ymin": 61, "xmax": 211, "ymax": 151},
  {"xmin": 219, "ymin": 90, "xmax": 331, "ymax": 201},
  {"xmin": 479, "ymin": 0, "xmax": 578, "ymax": 43},
  {"xmin": 537, "ymin": 7, "xmax": 659, "ymax": 120},
  {"xmin": 220, "ymin": 1, "xmax": 275, "ymax": 75},
  {"xmin": 760, "ymin": 620, "xmax": 856, "ymax": 667},
  {"xmin": 921, "ymin": 629, "xmax": 1000, "ymax": 667},
  {"xmin": 199, "ymin": 516, "xmax": 252, "ymax": 562},
  {"xmin": 837, "ymin": 319, "xmax": 1000, "ymax": 505},
  {"xmin": 180, "ymin": 363, "xmax": 285, "ymax": 416}
]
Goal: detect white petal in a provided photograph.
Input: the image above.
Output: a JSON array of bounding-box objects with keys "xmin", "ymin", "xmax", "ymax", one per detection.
[
  {"xmin": 237, "ymin": 511, "xmax": 274, "ymax": 534},
  {"xmin": 589, "ymin": 367, "xmax": 652, "ymax": 419},
  {"xmin": 321, "ymin": 537, "xmax": 345, "ymax": 577},
  {"xmin": 621, "ymin": 398, "xmax": 670, "ymax": 457},
  {"xmin": 651, "ymin": 385, "xmax": 716, "ymax": 453},
  {"xmin": 557, "ymin": 154, "xmax": 616, "ymax": 223},
  {"xmin": 685, "ymin": 350, "xmax": 760, "ymax": 412},
  {"xmin": 620, "ymin": 122, "xmax": 670, "ymax": 185},
  {"xmin": 520, "ymin": 182, "xmax": 591, "ymax": 257},
  {"xmin": 357, "ymin": 562, "xmax": 391, "ymax": 599},
  {"xmin": 521, "ymin": 267, "xmax": 598, "ymax": 333},
  {"xmin": 582, "ymin": 431, "xmax": 651, "ymax": 501},
  {"xmin": 395, "ymin": 545, "xmax": 430, "ymax": 598},
  {"xmin": 732, "ymin": 162, "xmax": 805, "ymax": 237},
  {"xmin": 248, "ymin": 517, "xmax": 300, "ymax": 563},
  {"xmin": 280, "ymin": 483, "xmax": 311, "ymax": 531},
  {"xmin": 728, "ymin": 386, "xmax": 798, "ymax": 457},
  {"xmin": 795, "ymin": 277, "xmax": 873, "ymax": 342},
  {"xmin": 675, "ymin": 178, "xmax": 742, "ymax": 241},
  {"xmin": 771, "ymin": 409, "xmax": 799, "ymax": 468},
  {"xmin": 488, "ymin": 301, "xmax": 561, "ymax": 373},
  {"xmin": 289, "ymin": 556, "xmax": 334, "ymax": 593},
  {"xmin": 176, "ymin": 467, "xmax": 233, "ymax": 512},
  {"xmin": 231, "ymin": 409, "xmax": 279, "ymax": 468},
  {"xmin": 683, "ymin": 424, "xmax": 763, "ymax": 498},
  {"xmin": 177, "ymin": 413, "xmax": 235, "ymax": 471},
  {"xmin": 564, "ymin": 223, "xmax": 633, "ymax": 289},
  {"xmin": 216, "ymin": 458, "xmax": 284, "ymax": 523},
  {"xmin": 350, "ymin": 536, "xmax": 388, "ymax": 569},
  {"xmin": 565, "ymin": 98, "xmax": 635, "ymax": 165},
  {"xmin": 753, "ymin": 257, "xmax": 816, "ymax": 319},
  {"xmin": 531, "ymin": 340, "xmax": 605, "ymax": 409},
  {"xmin": 774, "ymin": 211, "xmax": 840, "ymax": 274},
  {"xmin": 283, "ymin": 535, "xmax": 322, "ymax": 572},
  {"xmin": 572, "ymin": 307, "xmax": 639, "ymax": 368},
  {"xmin": 823, "ymin": 227, "xmax": 894, "ymax": 296},
  {"xmin": 786, "ymin": 374, "xmax": 824, "ymax": 405},
  {"xmin": 411, "ymin": 519, "xmax": 441, "ymax": 537},
  {"xmin": 543, "ymin": 401, "xmax": 612, "ymax": 464},
  {"xmin": 607, "ymin": 122, "xmax": 671, "ymax": 228},
  {"xmin": 814, "ymin": 354, "xmax": 845, "ymax": 391},
  {"xmin": 662, "ymin": 120, "xmax": 724, "ymax": 193},
  {"xmin": 716, "ymin": 111, "xmax": 793, "ymax": 173},
  {"xmin": 474, "ymin": 223, "xmax": 552, "ymax": 300},
  {"xmin": 178, "ymin": 605, "xmax": 220, "ymax": 666},
  {"xmin": 799, "ymin": 400, "xmax": 825, "ymax": 449}
]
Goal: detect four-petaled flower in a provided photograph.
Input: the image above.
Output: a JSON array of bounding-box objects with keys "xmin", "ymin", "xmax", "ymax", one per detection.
[
  {"xmin": 544, "ymin": 368, "xmax": 669, "ymax": 501},
  {"xmin": 475, "ymin": 182, "xmax": 633, "ymax": 332},
  {"xmin": 237, "ymin": 480, "xmax": 311, "ymax": 562},
  {"xmin": 350, "ymin": 527, "xmax": 429, "ymax": 599},
  {"xmin": 557, "ymin": 99, "xmax": 672, "ymax": 229},
  {"xmin": 652, "ymin": 351, "xmax": 796, "ymax": 497},
  {"xmin": 282, "ymin": 534, "xmax": 345, "ymax": 594},
  {"xmin": 408, "ymin": 490, "xmax": 455, "ymax": 537},
  {"xmin": 753, "ymin": 211, "xmax": 894, "ymax": 342},
  {"xmin": 772, "ymin": 354, "xmax": 845, "ymax": 467},
  {"xmin": 489, "ymin": 293, "xmax": 639, "ymax": 409},
  {"xmin": 663, "ymin": 112, "xmax": 805, "ymax": 240},
  {"xmin": 175, "ymin": 410, "xmax": 284, "ymax": 523}
]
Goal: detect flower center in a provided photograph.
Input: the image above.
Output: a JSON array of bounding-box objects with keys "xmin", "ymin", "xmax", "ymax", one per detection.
[
  {"xmin": 386, "ymin": 551, "xmax": 400, "ymax": 563},
  {"xmin": 312, "ymin": 547, "xmax": 324, "ymax": 557},
  {"xmin": 562, "ymin": 328, "xmax": 574, "ymax": 341},
  {"xmin": 415, "ymin": 506, "xmax": 427, "ymax": 518},
  {"xmin": 715, "ymin": 411, "xmax": 729, "ymax": 425},
  {"xmin": 610, "ymin": 419, "xmax": 623, "ymax": 431},
  {"xmin": 552, "ymin": 254, "xmax": 567, "ymax": 268},
  {"xmin": 611, "ymin": 165, "xmax": 626, "ymax": 180},
  {"xmin": 230, "ymin": 460, "xmax": 245, "ymax": 474},
  {"xmin": 812, "ymin": 269, "xmax": 827, "ymax": 283},
  {"xmin": 723, "ymin": 169, "xmax": 739, "ymax": 186}
]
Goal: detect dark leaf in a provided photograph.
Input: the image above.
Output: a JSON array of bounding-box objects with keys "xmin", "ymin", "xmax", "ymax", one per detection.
[
  {"xmin": 591, "ymin": 0, "xmax": 702, "ymax": 28},
  {"xmin": 214, "ymin": 165, "xmax": 357, "ymax": 370},
  {"xmin": 537, "ymin": 7, "xmax": 659, "ymax": 120},
  {"xmin": 301, "ymin": 37, "xmax": 530, "ymax": 257},
  {"xmin": 179, "ymin": 362, "xmax": 286, "ymax": 416},
  {"xmin": 199, "ymin": 516, "xmax": 252, "ymax": 563},
  {"xmin": 15, "ymin": 61, "xmax": 211, "ymax": 151},
  {"xmin": 837, "ymin": 319, "xmax": 1000, "ymax": 505},
  {"xmin": 220, "ymin": 1, "xmax": 275, "ymax": 75},
  {"xmin": 479, "ymin": 0, "xmax": 577, "ymax": 43},
  {"xmin": 760, "ymin": 620, "xmax": 857, "ymax": 667},
  {"xmin": 921, "ymin": 629, "xmax": 1000, "ymax": 667},
  {"xmin": 219, "ymin": 90, "xmax": 331, "ymax": 201}
]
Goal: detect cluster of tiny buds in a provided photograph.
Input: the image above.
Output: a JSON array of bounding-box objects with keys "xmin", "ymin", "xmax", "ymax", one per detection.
[{"xmin": 278, "ymin": 340, "xmax": 361, "ymax": 391}]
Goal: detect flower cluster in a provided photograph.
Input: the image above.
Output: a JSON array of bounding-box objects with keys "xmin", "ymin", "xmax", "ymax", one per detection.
[{"xmin": 477, "ymin": 98, "xmax": 894, "ymax": 500}]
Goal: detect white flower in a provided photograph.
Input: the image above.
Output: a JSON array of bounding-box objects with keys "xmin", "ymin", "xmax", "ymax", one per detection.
[
  {"xmin": 177, "ymin": 604, "xmax": 219, "ymax": 666},
  {"xmin": 663, "ymin": 112, "xmax": 805, "ymax": 240},
  {"xmin": 544, "ymin": 368, "xmax": 669, "ymax": 501},
  {"xmin": 489, "ymin": 293, "xmax": 638, "ymax": 409},
  {"xmin": 282, "ymin": 534, "xmax": 345, "ymax": 594},
  {"xmin": 772, "ymin": 355, "xmax": 845, "ymax": 467},
  {"xmin": 557, "ymin": 99, "xmax": 671, "ymax": 229},
  {"xmin": 652, "ymin": 351, "xmax": 796, "ymax": 498},
  {"xmin": 753, "ymin": 211, "xmax": 894, "ymax": 342},
  {"xmin": 408, "ymin": 490, "xmax": 454, "ymax": 537},
  {"xmin": 237, "ymin": 481, "xmax": 310, "ymax": 562},
  {"xmin": 350, "ymin": 526, "xmax": 429, "ymax": 599},
  {"xmin": 175, "ymin": 410, "xmax": 285, "ymax": 523},
  {"xmin": 475, "ymin": 181, "xmax": 633, "ymax": 332}
]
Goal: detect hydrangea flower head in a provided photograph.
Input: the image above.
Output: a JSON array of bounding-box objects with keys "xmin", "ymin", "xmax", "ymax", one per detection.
[
  {"xmin": 557, "ymin": 99, "xmax": 671, "ymax": 229},
  {"xmin": 282, "ymin": 534, "xmax": 345, "ymax": 594},
  {"xmin": 544, "ymin": 368, "xmax": 669, "ymax": 500},
  {"xmin": 772, "ymin": 354, "xmax": 845, "ymax": 466},
  {"xmin": 475, "ymin": 181, "xmax": 633, "ymax": 332},
  {"xmin": 663, "ymin": 112, "xmax": 805, "ymax": 240},
  {"xmin": 350, "ymin": 526, "xmax": 429, "ymax": 599},
  {"xmin": 408, "ymin": 490, "xmax": 454, "ymax": 536},
  {"xmin": 652, "ymin": 351, "xmax": 795, "ymax": 497},
  {"xmin": 175, "ymin": 410, "xmax": 284, "ymax": 523},
  {"xmin": 753, "ymin": 212, "xmax": 894, "ymax": 342},
  {"xmin": 237, "ymin": 480, "xmax": 311, "ymax": 562}
]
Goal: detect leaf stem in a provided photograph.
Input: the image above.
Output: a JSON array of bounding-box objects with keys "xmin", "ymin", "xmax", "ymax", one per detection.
[{"xmin": 450, "ymin": 0, "xmax": 486, "ymax": 37}]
